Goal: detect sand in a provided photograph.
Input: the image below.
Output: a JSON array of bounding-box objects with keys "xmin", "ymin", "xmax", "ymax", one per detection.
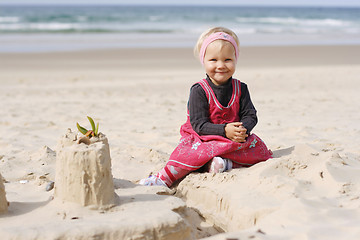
[
  {"xmin": 0, "ymin": 45, "xmax": 359, "ymax": 239},
  {"xmin": 55, "ymin": 130, "xmax": 115, "ymax": 207},
  {"xmin": 0, "ymin": 173, "xmax": 8, "ymax": 213}
]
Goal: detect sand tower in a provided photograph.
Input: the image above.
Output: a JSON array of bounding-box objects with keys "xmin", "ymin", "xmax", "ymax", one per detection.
[
  {"xmin": 55, "ymin": 129, "xmax": 115, "ymax": 208},
  {"xmin": 0, "ymin": 173, "xmax": 8, "ymax": 213}
]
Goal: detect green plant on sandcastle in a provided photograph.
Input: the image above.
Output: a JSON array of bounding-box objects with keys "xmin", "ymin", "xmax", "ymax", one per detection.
[
  {"xmin": 77, "ymin": 116, "xmax": 99, "ymax": 137},
  {"xmin": 76, "ymin": 116, "xmax": 100, "ymax": 145}
]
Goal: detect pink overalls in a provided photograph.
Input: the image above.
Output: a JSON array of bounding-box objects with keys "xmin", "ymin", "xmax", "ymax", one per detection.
[{"xmin": 158, "ymin": 78, "xmax": 272, "ymax": 186}]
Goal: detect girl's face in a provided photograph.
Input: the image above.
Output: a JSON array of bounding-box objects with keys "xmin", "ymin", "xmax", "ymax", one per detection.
[{"xmin": 203, "ymin": 40, "xmax": 236, "ymax": 86}]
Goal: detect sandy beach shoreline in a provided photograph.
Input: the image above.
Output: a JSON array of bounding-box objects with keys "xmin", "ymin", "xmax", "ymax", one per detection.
[
  {"xmin": 1, "ymin": 45, "xmax": 360, "ymax": 70},
  {"xmin": 1, "ymin": 45, "xmax": 360, "ymax": 239}
]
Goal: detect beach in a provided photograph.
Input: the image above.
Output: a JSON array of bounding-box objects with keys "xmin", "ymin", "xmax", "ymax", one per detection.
[{"xmin": 1, "ymin": 45, "xmax": 360, "ymax": 239}]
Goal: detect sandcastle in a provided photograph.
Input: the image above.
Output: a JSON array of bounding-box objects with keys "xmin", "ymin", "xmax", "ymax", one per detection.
[
  {"xmin": 0, "ymin": 173, "xmax": 8, "ymax": 213},
  {"xmin": 55, "ymin": 127, "xmax": 115, "ymax": 208}
]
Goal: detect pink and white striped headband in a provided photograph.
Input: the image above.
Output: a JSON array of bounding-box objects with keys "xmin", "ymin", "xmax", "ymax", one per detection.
[{"xmin": 199, "ymin": 32, "xmax": 239, "ymax": 65}]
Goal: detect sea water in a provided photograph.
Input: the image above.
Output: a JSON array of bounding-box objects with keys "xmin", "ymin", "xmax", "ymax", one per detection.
[{"xmin": 0, "ymin": 5, "xmax": 359, "ymax": 52}]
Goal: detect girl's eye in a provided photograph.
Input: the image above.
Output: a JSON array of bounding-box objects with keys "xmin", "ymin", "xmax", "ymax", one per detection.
[
  {"xmin": 225, "ymin": 59, "xmax": 232, "ymax": 62},
  {"xmin": 210, "ymin": 59, "xmax": 217, "ymax": 61}
]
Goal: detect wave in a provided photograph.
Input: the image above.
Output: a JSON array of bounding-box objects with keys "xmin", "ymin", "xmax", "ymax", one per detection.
[
  {"xmin": 0, "ymin": 16, "xmax": 21, "ymax": 23},
  {"xmin": 0, "ymin": 22, "xmax": 177, "ymax": 34},
  {"xmin": 0, "ymin": 5, "xmax": 359, "ymax": 36},
  {"xmin": 235, "ymin": 17, "xmax": 352, "ymax": 27},
  {"xmin": 1, "ymin": 23, "xmax": 358, "ymax": 35}
]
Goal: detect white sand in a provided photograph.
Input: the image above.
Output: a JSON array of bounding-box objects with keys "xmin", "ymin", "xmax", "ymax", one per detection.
[{"xmin": 0, "ymin": 46, "xmax": 359, "ymax": 239}]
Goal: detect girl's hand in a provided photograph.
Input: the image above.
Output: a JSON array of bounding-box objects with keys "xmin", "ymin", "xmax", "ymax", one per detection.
[{"xmin": 225, "ymin": 122, "xmax": 248, "ymax": 143}]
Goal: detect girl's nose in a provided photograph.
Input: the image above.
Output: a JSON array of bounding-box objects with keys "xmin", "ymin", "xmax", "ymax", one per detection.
[{"xmin": 216, "ymin": 61, "xmax": 225, "ymax": 68}]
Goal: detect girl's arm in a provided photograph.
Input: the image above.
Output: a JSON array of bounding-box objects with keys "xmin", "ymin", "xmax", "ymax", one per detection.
[
  {"xmin": 189, "ymin": 82, "xmax": 258, "ymax": 137},
  {"xmin": 239, "ymin": 83, "xmax": 258, "ymax": 134},
  {"xmin": 188, "ymin": 84, "xmax": 227, "ymax": 136}
]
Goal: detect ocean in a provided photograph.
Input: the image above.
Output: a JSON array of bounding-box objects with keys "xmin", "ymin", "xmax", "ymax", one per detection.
[{"xmin": 0, "ymin": 5, "xmax": 359, "ymax": 52}]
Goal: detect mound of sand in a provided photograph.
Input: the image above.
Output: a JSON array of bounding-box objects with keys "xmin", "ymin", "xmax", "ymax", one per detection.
[
  {"xmin": 0, "ymin": 173, "xmax": 8, "ymax": 213},
  {"xmin": 182, "ymin": 144, "xmax": 360, "ymax": 239},
  {"xmin": 55, "ymin": 129, "xmax": 115, "ymax": 208}
]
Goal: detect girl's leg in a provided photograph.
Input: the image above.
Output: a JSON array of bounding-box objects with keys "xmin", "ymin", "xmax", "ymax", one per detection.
[
  {"xmin": 140, "ymin": 164, "xmax": 191, "ymax": 187},
  {"xmin": 157, "ymin": 165, "xmax": 190, "ymax": 187},
  {"xmin": 206, "ymin": 157, "xmax": 233, "ymax": 173},
  {"xmin": 205, "ymin": 157, "xmax": 250, "ymax": 173},
  {"xmin": 140, "ymin": 158, "xmax": 245, "ymax": 187}
]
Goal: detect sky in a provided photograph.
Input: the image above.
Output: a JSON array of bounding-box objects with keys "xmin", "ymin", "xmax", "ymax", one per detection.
[{"xmin": 1, "ymin": 0, "xmax": 360, "ymax": 7}]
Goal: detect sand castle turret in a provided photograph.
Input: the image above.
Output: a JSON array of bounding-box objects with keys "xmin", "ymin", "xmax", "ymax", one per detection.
[
  {"xmin": 55, "ymin": 128, "xmax": 115, "ymax": 208},
  {"xmin": 0, "ymin": 173, "xmax": 8, "ymax": 213}
]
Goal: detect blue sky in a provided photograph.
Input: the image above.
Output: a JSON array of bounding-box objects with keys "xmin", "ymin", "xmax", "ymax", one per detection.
[{"xmin": 1, "ymin": 0, "xmax": 360, "ymax": 7}]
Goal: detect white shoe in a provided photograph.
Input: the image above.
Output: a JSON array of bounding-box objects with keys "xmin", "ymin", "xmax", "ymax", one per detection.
[
  {"xmin": 139, "ymin": 175, "xmax": 167, "ymax": 187},
  {"xmin": 209, "ymin": 157, "xmax": 233, "ymax": 173}
]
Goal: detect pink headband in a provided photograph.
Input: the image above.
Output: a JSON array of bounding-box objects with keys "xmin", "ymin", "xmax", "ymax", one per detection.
[{"xmin": 199, "ymin": 32, "xmax": 239, "ymax": 65}]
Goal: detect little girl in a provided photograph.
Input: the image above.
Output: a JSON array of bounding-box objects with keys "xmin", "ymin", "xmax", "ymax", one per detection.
[{"xmin": 140, "ymin": 27, "xmax": 272, "ymax": 187}]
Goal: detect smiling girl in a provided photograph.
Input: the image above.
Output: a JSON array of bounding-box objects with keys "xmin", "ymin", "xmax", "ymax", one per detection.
[{"xmin": 140, "ymin": 27, "xmax": 272, "ymax": 187}]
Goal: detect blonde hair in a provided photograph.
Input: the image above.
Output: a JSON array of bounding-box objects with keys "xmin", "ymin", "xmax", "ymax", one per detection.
[{"xmin": 194, "ymin": 26, "xmax": 240, "ymax": 58}]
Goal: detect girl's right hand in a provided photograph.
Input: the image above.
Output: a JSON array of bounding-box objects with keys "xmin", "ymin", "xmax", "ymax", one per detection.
[{"xmin": 225, "ymin": 122, "xmax": 248, "ymax": 143}]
